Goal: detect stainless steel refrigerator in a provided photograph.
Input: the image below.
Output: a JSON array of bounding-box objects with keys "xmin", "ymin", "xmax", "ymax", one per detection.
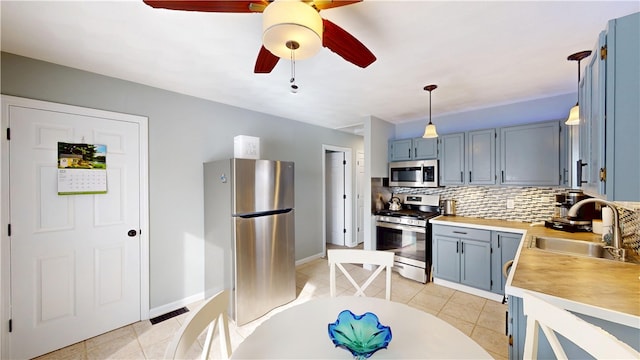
[{"xmin": 204, "ymin": 158, "xmax": 296, "ymax": 325}]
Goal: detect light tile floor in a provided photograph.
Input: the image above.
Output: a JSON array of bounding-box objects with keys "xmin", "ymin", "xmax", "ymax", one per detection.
[{"xmin": 34, "ymin": 257, "xmax": 509, "ymax": 360}]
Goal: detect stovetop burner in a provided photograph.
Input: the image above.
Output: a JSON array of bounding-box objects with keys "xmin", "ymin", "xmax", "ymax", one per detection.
[{"xmin": 375, "ymin": 208, "xmax": 440, "ymax": 221}]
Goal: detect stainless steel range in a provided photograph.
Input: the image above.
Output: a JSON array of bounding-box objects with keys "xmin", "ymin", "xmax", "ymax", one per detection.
[{"xmin": 375, "ymin": 194, "xmax": 440, "ymax": 283}]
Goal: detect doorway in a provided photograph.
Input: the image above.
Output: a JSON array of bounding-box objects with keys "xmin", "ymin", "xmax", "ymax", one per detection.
[{"xmin": 322, "ymin": 145, "xmax": 353, "ymax": 254}]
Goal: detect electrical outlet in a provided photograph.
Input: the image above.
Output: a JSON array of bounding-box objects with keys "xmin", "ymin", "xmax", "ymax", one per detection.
[{"xmin": 506, "ymin": 199, "xmax": 515, "ymax": 209}]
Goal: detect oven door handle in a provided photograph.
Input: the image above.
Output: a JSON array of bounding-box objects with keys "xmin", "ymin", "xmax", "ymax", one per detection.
[{"xmin": 376, "ymin": 221, "xmax": 426, "ymax": 234}]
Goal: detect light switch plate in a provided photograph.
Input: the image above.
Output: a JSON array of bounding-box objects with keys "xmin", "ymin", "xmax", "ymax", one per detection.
[{"xmin": 506, "ymin": 199, "xmax": 515, "ymax": 209}]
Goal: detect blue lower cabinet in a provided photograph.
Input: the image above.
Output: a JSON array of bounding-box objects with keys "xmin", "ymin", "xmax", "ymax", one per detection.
[
  {"xmin": 432, "ymin": 234, "xmax": 461, "ymax": 282},
  {"xmin": 432, "ymin": 225, "xmax": 491, "ymax": 291},
  {"xmin": 490, "ymin": 232, "xmax": 521, "ymax": 295},
  {"xmin": 460, "ymin": 239, "xmax": 491, "ymax": 290}
]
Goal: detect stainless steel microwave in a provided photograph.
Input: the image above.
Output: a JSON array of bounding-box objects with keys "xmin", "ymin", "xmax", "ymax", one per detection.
[{"xmin": 389, "ymin": 160, "xmax": 439, "ymax": 187}]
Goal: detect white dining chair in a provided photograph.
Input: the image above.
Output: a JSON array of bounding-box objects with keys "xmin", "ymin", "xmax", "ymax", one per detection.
[
  {"xmin": 522, "ymin": 291, "xmax": 639, "ymax": 360},
  {"xmin": 327, "ymin": 249, "xmax": 395, "ymax": 300},
  {"xmin": 164, "ymin": 289, "xmax": 233, "ymax": 360}
]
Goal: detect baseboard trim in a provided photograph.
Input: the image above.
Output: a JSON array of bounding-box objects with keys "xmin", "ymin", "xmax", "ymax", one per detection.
[
  {"xmin": 149, "ymin": 291, "xmax": 204, "ymax": 319},
  {"xmin": 296, "ymin": 253, "xmax": 324, "ymax": 266},
  {"xmin": 433, "ymin": 278, "xmax": 504, "ymax": 303}
]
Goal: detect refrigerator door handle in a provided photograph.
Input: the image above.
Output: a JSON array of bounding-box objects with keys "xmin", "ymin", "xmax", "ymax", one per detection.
[{"xmin": 235, "ymin": 208, "xmax": 293, "ymax": 218}]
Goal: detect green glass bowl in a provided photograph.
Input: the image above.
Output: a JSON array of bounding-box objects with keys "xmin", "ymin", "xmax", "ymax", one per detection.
[{"xmin": 328, "ymin": 310, "xmax": 392, "ymax": 359}]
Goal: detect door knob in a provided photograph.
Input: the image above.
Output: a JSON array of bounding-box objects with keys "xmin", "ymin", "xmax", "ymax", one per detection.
[{"xmin": 128, "ymin": 229, "xmax": 138, "ymax": 237}]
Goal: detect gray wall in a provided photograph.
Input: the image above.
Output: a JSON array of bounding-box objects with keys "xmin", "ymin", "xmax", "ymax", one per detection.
[{"xmin": 1, "ymin": 52, "xmax": 363, "ymax": 309}]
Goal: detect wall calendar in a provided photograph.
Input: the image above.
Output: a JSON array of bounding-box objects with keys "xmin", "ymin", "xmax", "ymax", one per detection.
[{"xmin": 57, "ymin": 142, "xmax": 107, "ymax": 195}]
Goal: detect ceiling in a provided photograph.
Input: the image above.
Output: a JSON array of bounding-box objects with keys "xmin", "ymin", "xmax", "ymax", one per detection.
[{"xmin": 2, "ymin": 1, "xmax": 638, "ymax": 132}]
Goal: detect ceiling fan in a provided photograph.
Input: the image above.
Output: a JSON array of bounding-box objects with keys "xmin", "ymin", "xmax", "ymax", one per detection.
[{"xmin": 143, "ymin": 0, "xmax": 376, "ymax": 73}]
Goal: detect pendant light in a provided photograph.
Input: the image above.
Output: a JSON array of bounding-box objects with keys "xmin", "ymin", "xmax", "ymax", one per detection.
[
  {"xmin": 422, "ymin": 85, "xmax": 438, "ymax": 138},
  {"xmin": 565, "ymin": 50, "xmax": 592, "ymax": 125}
]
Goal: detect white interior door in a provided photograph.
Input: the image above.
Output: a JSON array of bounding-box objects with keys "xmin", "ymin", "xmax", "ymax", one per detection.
[
  {"xmin": 356, "ymin": 151, "xmax": 365, "ymax": 245},
  {"xmin": 326, "ymin": 152, "xmax": 345, "ymax": 246},
  {"xmin": 5, "ymin": 99, "xmax": 145, "ymax": 359}
]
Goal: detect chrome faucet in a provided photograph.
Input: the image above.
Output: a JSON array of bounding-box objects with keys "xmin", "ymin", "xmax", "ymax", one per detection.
[{"xmin": 568, "ymin": 198, "xmax": 626, "ymax": 261}]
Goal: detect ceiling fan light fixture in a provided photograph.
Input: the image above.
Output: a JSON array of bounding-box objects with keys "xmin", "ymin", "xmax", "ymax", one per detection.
[{"xmin": 262, "ymin": 0, "xmax": 323, "ymax": 60}]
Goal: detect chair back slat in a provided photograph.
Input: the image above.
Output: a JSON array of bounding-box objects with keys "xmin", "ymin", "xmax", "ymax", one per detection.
[
  {"xmin": 328, "ymin": 249, "xmax": 394, "ymax": 300},
  {"xmin": 164, "ymin": 289, "xmax": 233, "ymax": 360},
  {"xmin": 523, "ymin": 291, "xmax": 639, "ymax": 360}
]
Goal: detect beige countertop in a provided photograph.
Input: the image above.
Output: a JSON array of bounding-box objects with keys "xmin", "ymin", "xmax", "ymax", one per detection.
[{"xmin": 430, "ymin": 215, "xmax": 640, "ymax": 328}]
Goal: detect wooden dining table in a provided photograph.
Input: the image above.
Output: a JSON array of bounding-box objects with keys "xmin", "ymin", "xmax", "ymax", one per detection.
[{"xmin": 231, "ymin": 296, "xmax": 493, "ymax": 359}]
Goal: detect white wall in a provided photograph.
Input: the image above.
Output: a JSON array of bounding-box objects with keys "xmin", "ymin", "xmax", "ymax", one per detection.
[
  {"xmin": 0, "ymin": 52, "xmax": 364, "ymax": 310},
  {"xmin": 364, "ymin": 115, "xmax": 395, "ymax": 251}
]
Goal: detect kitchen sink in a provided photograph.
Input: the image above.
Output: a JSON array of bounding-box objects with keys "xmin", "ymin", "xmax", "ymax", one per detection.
[{"xmin": 530, "ymin": 236, "xmax": 612, "ymax": 259}]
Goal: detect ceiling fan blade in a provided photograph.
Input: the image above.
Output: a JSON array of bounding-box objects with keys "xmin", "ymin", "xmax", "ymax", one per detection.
[
  {"xmin": 312, "ymin": 0, "xmax": 362, "ymax": 11},
  {"xmin": 322, "ymin": 18, "xmax": 376, "ymax": 68},
  {"xmin": 254, "ymin": 46, "xmax": 280, "ymax": 73},
  {"xmin": 143, "ymin": 0, "xmax": 268, "ymax": 13}
]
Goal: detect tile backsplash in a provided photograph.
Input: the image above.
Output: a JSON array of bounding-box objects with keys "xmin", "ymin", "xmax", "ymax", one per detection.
[
  {"xmin": 392, "ymin": 185, "xmax": 560, "ymax": 222},
  {"xmin": 391, "ymin": 185, "xmax": 640, "ymax": 255}
]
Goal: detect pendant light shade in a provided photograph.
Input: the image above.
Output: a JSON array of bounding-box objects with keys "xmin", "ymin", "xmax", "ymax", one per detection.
[
  {"xmin": 565, "ymin": 50, "xmax": 592, "ymax": 126},
  {"xmin": 423, "ymin": 85, "xmax": 438, "ymax": 138},
  {"xmin": 262, "ymin": 0, "xmax": 323, "ymax": 60},
  {"xmin": 423, "ymin": 123, "xmax": 438, "ymax": 138},
  {"xmin": 565, "ymin": 104, "xmax": 580, "ymax": 125}
]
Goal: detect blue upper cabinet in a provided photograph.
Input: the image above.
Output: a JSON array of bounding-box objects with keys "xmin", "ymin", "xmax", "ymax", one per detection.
[
  {"xmin": 467, "ymin": 129, "xmax": 496, "ymax": 185},
  {"xmin": 413, "ymin": 137, "xmax": 438, "ymax": 160},
  {"xmin": 579, "ymin": 32, "xmax": 606, "ymax": 196},
  {"xmin": 605, "ymin": 12, "xmax": 639, "ymax": 200},
  {"xmin": 388, "ymin": 138, "xmax": 413, "ymax": 161},
  {"xmin": 499, "ymin": 121, "xmax": 561, "ymax": 186},
  {"xmin": 440, "ymin": 132, "xmax": 466, "ymax": 185},
  {"xmin": 389, "ymin": 137, "xmax": 438, "ymax": 162},
  {"xmin": 439, "ymin": 130, "xmax": 496, "ymax": 186},
  {"xmin": 578, "ymin": 12, "xmax": 639, "ymax": 201}
]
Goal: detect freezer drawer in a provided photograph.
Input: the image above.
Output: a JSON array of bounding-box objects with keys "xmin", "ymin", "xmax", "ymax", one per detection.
[{"xmin": 233, "ymin": 210, "xmax": 296, "ymax": 325}]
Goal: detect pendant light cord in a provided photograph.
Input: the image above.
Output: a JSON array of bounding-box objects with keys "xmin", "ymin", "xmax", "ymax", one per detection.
[
  {"xmin": 290, "ymin": 47, "xmax": 296, "ymax": 85},
  {"xmin": 290, "ymin": 47, "xmax": 298, "ymax": 93},
  {"xmin": 576, "ymin": 58, "xmax": 581, "ymax": 102},
  {"xmin": 429, "ymin": 90, "xmax": 432, "ymax": 124}
]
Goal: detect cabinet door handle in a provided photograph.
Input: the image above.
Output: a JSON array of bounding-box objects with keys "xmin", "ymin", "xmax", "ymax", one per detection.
[
  {"xmin": 461, "ymin": 242, "xmax": 464, "ymax": 254},
  {"xmin": 501, "ymin": 170, "xmax": 505, "ymax": 183},
  {"xmin": 469, "ymin": 171, "xmax": 472, "ymax": 182},
  {"xmin": 456, "ymin": 242, "xmax": 459, "ymax": 253},
  {"xmin": 453, "ymin": 231, "xmax": 467, "ymax": 235},
  {"xmin": 460, "ymin": 171, "xmax": 463, "ymax": 183},
  {"xmin": 505, "ymin": 311, "xmax": 509, "ymax": 336},
  {"xmin": 409, "ymin": 148, "xmax": 411, "ymax": 158},
  {"xmin": 577, "ymin": 159, "xmax": 588, "ymax": 185}
]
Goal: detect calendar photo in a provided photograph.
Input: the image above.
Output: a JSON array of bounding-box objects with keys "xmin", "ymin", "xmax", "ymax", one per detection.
[{"xmin": 57, "ymin": 142, "xmax": 108, "ymax": 195}]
